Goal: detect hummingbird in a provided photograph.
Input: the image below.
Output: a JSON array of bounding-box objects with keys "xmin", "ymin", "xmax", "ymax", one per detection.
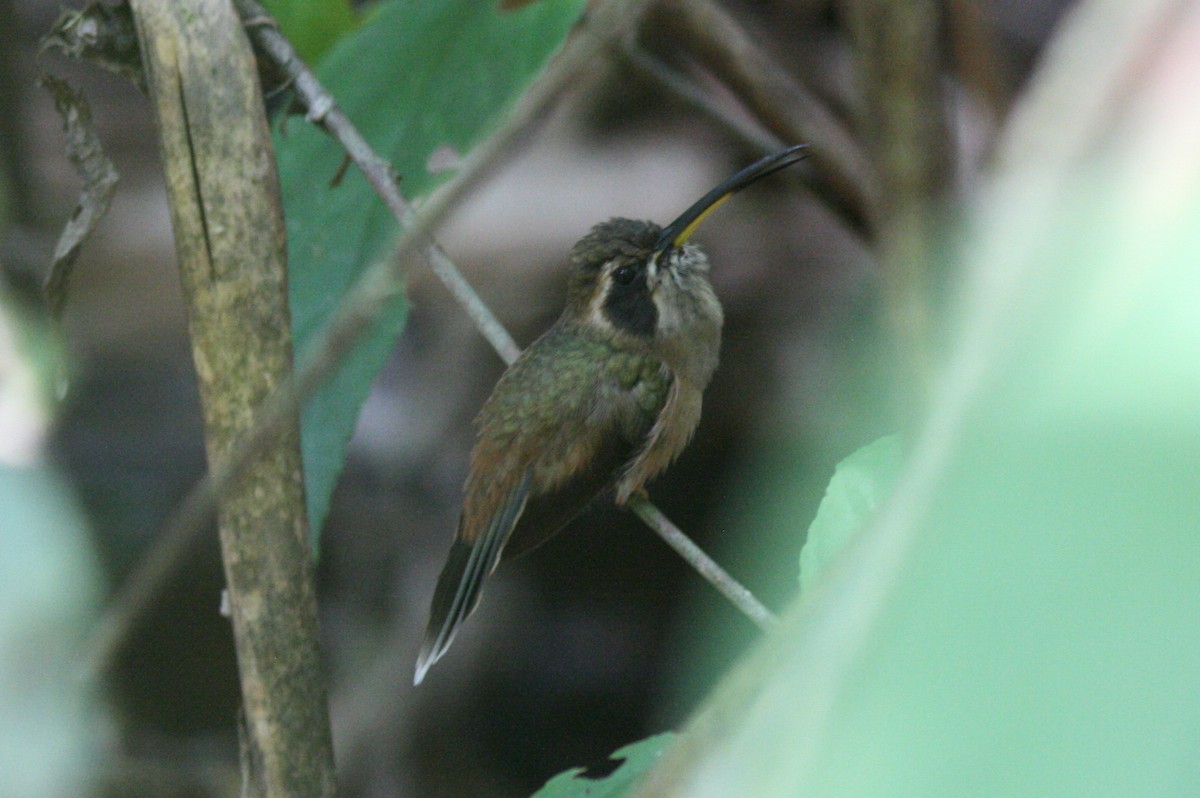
[{"xmin": 414, "ymin": 145, "xmax": 808, "ymax": 685}]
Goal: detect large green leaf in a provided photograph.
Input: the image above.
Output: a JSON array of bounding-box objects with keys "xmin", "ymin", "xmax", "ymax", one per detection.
[
  {"xmin": 275, "ymin": 0, "xmax": 585, "ymax": 540},
  {"xmin": 0, "ymin": 466, "xmax": 103, "ymax": 796},
  {"xmin": 637, "ymin": 2, "xmax": 1200, "ymax": 795},
  {"xmin": 532, "ymin": 733, "xmax": 676, "ymax": 798},
  {"xmin": 0, "ymin": 289, "xmax": 105, "ymax": 795}
]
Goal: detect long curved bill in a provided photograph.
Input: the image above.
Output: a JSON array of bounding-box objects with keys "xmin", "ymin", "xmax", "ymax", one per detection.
[{"xmin": 655, "ymin": 144, "xmax": 809, "ymax": 251}]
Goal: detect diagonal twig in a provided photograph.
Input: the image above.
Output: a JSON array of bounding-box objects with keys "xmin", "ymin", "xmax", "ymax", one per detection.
[
  {"xmin": 630, "ymin": 497, "xmax": 776, "ymax": 630},
  {"xmin": 618, "ymin": 39, "xmax": 785, "ymax": 155},
  {"xmin": 656, "ymin": 0, "xmax": 880, "ymax": 235}
]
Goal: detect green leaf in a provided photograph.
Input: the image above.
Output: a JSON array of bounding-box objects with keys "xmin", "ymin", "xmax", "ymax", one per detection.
[
  {"xmin": 639, "ymin": 5, "xmax": 1200, "ymax": 795},
  {"xmin": 799, "ymin": 434, "xmax": 902, "ymax": 591},
  {"xmin": 260, "ymin": 0, "xmax": 358, "ymax": 63},
  {"xmin": 0, "ymin": 290, "xmax": 105, "ymax": 795},
  {"xmin": 276, "ymin": 0, "xmax": 585, "ymax": 541},
  {"xmin": 532, "ymin": 733, "xmax": 676, "ymax": 798},
  {"xmin": 0, "ymin": 467, "xmax": 103, "ymax": 797}
]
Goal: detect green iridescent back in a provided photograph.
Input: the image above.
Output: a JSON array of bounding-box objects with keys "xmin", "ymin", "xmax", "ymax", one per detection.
[{"xmin": 475, "ymin": 320, "xmax": 670, "ymax": 449}]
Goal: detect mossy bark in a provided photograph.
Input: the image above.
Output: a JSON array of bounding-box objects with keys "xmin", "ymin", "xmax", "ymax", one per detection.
[{"xmin": 128, "ymin": 1, "xmax": 335, "ymax": 794}]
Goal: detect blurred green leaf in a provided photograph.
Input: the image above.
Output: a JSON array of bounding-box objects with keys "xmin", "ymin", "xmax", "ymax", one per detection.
[
  {"xmin": 637, "ymin": 3, "xmax": 1200, "ymax": 795},
  {"xmin": 0, "ymin": 291, "xmax": 105, "ymax": 796},
  {"xmin": 0, "ymin": 467, "xmax": 104, "ymax": 797},
  {"xmin": 533, "ymin": 733, "xmax": 676, "ymax": 798},
  {"xmin": 260, "ymin": 0, "xmax": 358, "ymax": 63},
  {"xmin": 276, "ymin": 0, "xmax": 585, "ymax": 540},
  {"xmin": 799, "ymin": 434, "xmax": 902, "ymax": 591}
]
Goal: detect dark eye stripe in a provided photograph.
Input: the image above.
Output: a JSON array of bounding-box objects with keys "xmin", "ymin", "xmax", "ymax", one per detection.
[{"xmin": 603, "ymin": 261, "xmax": 656, "ymax": 337}]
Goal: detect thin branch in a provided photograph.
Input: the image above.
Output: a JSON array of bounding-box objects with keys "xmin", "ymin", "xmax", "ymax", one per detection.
[
  {"xmin": 238, "ymin": 3, "xmax": 522, "ymax": 363},
  {"xmin": 86, "ymin": 0, "xmax": 776, "ymax": 677},
  {"xmin": 618, "ymin": 40, "xmax": 785, "ymax": 154},
  {"xmin": 630, "ymin": 497, "xmax": 777, "ymax": 630}
]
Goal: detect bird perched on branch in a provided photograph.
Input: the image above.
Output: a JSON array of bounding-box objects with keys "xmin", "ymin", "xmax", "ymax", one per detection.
[{"xmin": 414, "ymin": 145, "xmax": 808, "ymax": 685}]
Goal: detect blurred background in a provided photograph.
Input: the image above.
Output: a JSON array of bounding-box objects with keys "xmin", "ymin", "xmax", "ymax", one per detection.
[{"xmin": 1, "ymin": 0, "xmax": 1077, "ymax": 795}]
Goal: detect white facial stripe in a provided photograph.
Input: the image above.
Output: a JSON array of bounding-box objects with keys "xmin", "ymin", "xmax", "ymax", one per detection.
[{"xmin": 585, "ymin": 260, "xmax": 617, "ymax": 332}]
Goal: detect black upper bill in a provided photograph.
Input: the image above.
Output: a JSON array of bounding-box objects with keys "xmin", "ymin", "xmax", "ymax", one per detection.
[{"xmin": 654, "ymin": 144, "xmax": 809, "ymax": 251}]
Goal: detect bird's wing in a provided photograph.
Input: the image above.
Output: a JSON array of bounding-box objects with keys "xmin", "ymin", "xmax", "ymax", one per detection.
[
  {"xmin": 486, "ymin": 331, "xmax": 671, "ymax": 557},
  {"xmin": 415, "ymin": 327, "xmax": 670, "ymax": 684},
  {"xmin": 500, "ymin": 424, "xmax": 637, "ymax": 559}
]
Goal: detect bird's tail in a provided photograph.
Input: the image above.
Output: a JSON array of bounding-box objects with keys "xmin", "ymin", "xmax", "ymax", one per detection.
[
  {"xmin": 414, "ymin": 472, "xmax": 532, "ymax": 685},
  {"xmin": 414, "ymin": 539, "xmax": 483, "ymax": 685}
]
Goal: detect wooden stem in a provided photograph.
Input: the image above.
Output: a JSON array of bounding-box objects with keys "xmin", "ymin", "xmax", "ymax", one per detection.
[{"xmin": 128, "ymin": 1, "xmax": 335, "ymax": 794}]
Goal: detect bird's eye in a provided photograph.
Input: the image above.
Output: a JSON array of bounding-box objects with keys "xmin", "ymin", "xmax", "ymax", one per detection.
[{"xmin": 612, "ymin": 264, "xmax": 637, "ymax": 286}]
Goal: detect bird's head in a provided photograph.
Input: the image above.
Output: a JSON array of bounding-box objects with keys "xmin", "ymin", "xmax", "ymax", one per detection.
[{"xmin": 562, "ymin": 145, "xmax": 808, "ymax": 345}]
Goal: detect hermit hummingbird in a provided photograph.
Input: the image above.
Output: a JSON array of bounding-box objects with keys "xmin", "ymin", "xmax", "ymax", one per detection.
[{"xmin": 414, "ymin": 145, "xmax": 808, "ymax": 685}]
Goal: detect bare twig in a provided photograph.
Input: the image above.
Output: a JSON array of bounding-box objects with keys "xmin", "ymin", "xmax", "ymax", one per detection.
[
  {"xmin": 657, "ymin": 0, "xmax": 881, "ymax": 234},
  {"xmin": 630, "ymin": 497, "xmax": 778, "ymax": 630},
  {"xmin": 618, "ymin": 41, "xmax": 784, "ymax": 154}
]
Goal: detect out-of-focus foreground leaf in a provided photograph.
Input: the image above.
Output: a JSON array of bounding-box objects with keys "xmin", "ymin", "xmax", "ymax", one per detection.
[
  {"xmin": 0, "ymin": 467, "xmax": 104, "ymax": 796},
  {"xmin": 533, "ymin": 733, "xmax": 676, "ymax": 798},
  {"xmin": 798, "ymin": 433, "xmax": 902, "ymax": 592},
  {"xmin": 276, "ymin": 0, "xmax": 585, "ymax": 539},
  {"xmin": 0, "ymin": 290, "xmax": 105, "ymax": 796},
  {"xmin": 635, "ymin": 1, "xmax": 1200, "ymax": 795}
]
